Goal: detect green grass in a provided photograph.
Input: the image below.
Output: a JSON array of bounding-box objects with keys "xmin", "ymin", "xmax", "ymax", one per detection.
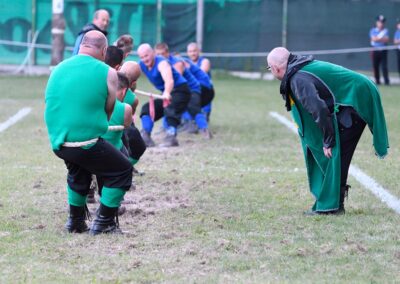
[{"xmin": 0, "ymin": 74, "xmax": 400, "ymax": 283}]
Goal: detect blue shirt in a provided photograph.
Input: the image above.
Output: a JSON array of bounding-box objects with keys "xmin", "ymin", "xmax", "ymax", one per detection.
[
  {"xmin": 395, "ymin": 29, "xmax": 400, "ymax": 49},
  {"xmin": 167, "ymin": 55, "xmax": 200, "ymax": 94},
  {"xmin": 184, "ymin": 58, "xmax": 213, "ymax": 89},
  {"xmin": 369, "ymin": 27, "xmax": 389, "ymax": 47},
  {"xmin": 139, "ymin": 56, "xmax": 187, "ymax": 92}
]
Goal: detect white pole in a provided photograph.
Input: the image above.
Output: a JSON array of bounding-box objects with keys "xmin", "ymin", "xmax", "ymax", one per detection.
[
  {"xmin": 196, "ymin": 0, "xmax": 204, "ymax": 50},
  {"xmin": 156, "ymin": 0, "xmax": 162, "ymax": 43},
  {"xmin": 51, "ymin": 0, "xmax": 65, "ymax": 66},
  {"xmin": 282, "ymin": 0, "xmax": 288, "ymax": 47}
]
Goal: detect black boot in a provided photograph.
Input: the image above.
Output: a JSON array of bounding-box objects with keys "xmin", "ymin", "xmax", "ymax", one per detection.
[
  {"xmin": 89, "ymin": 203, "xmax": 122, "ymax": 235},
  {"xmin": 338, "ymin": 185, "xmax": 350, "ymax": 214},
  {"xmin": 65, "ymin": 205, "xmax": 90, "ymax": 233}
]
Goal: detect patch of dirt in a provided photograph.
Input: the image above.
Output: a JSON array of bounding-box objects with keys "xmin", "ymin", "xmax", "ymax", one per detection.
[
  {"xmin": 33, "ymin": 179, "xmax": 43, "ymax": 189},
  {"xmin": 343, "ymin": 239, "xmax": 368, "ymax": 254}
]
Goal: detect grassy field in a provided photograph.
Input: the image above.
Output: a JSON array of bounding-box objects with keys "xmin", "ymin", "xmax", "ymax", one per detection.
[{"xmin": 0, "ymin": 73, "xmax": 400, "ymax": 283}]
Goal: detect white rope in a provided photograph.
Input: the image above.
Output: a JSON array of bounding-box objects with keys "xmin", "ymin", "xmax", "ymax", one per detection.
[
  {"xmin": 62, "ymin": 138, "xmax": 98, "ymax": 147},
  {"xmin": 108, "ymin": 125, "xmax": 124, "ymax": 131},
  {"xmin": 135, "ymin": 89, "xmax": 164, "ymax": 99},
  {"xmin": 2, "ymin": 39, "xmax": 398, "ymax": 57}
]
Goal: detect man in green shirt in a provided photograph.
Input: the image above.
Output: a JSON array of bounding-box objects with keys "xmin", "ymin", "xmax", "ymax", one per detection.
[
  {"xmin": 120, "ymin": 61, "xmax": 146, "ymax": 174},
  {"xmin": 267, "ymin": 47, "xmax": 388, "ymax": 215},
  {"xmin": 44, "ymin": 31, "xmax": 133, "ymax": 235}
]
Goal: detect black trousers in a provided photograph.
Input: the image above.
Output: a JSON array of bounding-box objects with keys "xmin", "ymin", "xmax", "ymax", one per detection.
[
  {"xmin": 140, "ymin": 84, "xmax": 191, "ymax": 128},
  {"xmin": 371, "ymin": 50, "xmax": 389, "ymax": 85},
  {"xmin": 54, "ymin": 138, "xmax": 133, "ymax": 196},
  {"xmin": 200, "ymin": 86, "xmax": 215, "ymax": 107},
  {"xmin": 187, "ymin": 92, "xmax": 202, "ymax": 117},
  {"xmin": 122, "ymin": 124, "xmax": 146, "ymax": 161},
  {"xmin": 338, "ymin": 110, "xmax": 366, "ymax": 187}
]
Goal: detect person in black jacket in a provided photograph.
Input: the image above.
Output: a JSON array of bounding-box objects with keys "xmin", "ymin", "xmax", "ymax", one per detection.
[
  {"xmin": 72, "ymin": 9, "xmax": 110, "ymax": 55},
  {"xmin": 267, "ymin": 47, "xmax": 388, "ymax": 215}
]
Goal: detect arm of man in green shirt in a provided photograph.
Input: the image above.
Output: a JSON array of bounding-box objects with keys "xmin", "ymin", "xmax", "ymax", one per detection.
[{"xmin": 106, "ymin": 68, "xmax": 118, "ymax": 120}]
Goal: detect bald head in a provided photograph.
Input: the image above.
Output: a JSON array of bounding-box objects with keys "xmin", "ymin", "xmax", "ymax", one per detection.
[
  {"xmin": 137, "ymin": 43, "xmax": 155, "ymax": 68},
  {"xmin": 93, "ymin": 9, "xmax": 110, "ymax": 31},
  {"xmin": 79, "ymin": 30, "xmax": 108, "ymax": 60},
  {"xmin": 187, "ymin": 42, "xmax": 200, "ymax": 62},
  {"xmin": 137, "ymin": 43, "xmax": 153, "ymax": 55},
  {"xmin": 267, "ymin": 47, "xmax": 290, "ymax": 80},
  {"xmin": 120, "ymin": 61, "xmax": 141, "ymax": 82},
  {"xmin": 120, "ymin": 61, "xmax": 141, "ymax": 90}
]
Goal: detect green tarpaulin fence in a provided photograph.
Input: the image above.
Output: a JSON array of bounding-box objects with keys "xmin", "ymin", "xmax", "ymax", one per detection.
[{"xmin": 1, "ymin": 0, "xmax": 400, "ymax": 71}]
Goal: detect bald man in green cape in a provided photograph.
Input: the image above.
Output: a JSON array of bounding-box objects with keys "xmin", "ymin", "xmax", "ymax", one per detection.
[{"xmin": 267, "ymin": 47, "xmax": 389, "ymax": 215}]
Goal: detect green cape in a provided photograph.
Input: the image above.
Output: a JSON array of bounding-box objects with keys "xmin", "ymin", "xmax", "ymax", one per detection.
[{"xmin": 290, "ymin": 60, "xmax": 389, "ymax": 211}]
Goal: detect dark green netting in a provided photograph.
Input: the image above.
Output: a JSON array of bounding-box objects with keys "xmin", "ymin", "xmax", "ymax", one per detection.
[{"xmin": 1, "ymin": 0, "xmax": 400, "ymax": 71}]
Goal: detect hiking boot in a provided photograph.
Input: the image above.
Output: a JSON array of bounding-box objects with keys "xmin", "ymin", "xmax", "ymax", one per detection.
[
  {"xmin": 140, "ymin": 130, "xmax": 155, "ymax": 147},
  {"xmin": 118, "ymin": 205, "xmax": 126, "ymax": 216},
  {"xmin": 160, "ymin": 133, "xmax": 179, "ymax": 147},
  {"xmin": 132, "ymin": 166, "xmax": 145, "ymax": 176},
  {"xmin": 87, "ymin": 180, "xmax": 97, "ymax": 204},
  {"xmin": 199, "ymin": 128, "xmax": 213, "ymax": 139},
  {"xmin": 89, "ymin": 203, "xmax": 122, "ymax": 235},
  {"xmin": 65, "ymin": 205, "xmax": 90, "ymax": 233},
  {"xmin": 187, "ymin": 121, "xmax": 199, "ymax": 134},
  {"xmin": 338, "ymin": 185, "xmax": 351, "ymax": 214}
]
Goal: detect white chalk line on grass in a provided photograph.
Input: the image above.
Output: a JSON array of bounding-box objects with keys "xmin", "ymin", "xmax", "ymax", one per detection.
[
  {"xmin": 0, "ymin": 107, "xmax": 32, "ymax": 133},
  {"xmin": 269, "ymin": 111, "xmax": 400, "ymax": 215}
]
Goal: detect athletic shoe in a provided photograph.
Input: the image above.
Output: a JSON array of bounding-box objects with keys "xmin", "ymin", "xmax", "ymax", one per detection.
[
  {"xmin": 187, "ymin": 121, "xmax": 199, "ymax": 134},
  {"xmin": 200, "ymin": 128, "xmax": 213, "ymax": 139},
  {"xmin": 160, "ymin": 134, "xmax": 179, "ymax": 147},
  {"xmin": 140, "ymin": 130, "xmax": 155, "ymax": 147}
]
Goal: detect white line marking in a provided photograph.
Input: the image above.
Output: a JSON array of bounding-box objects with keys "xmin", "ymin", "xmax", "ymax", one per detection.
[
  {"xmin": 269, "ymin": 111, "xmax": 400, "ymax": 214},
  {"xmin": 0, "ymin": 107, "xmax": 32, "ymax": 133}
]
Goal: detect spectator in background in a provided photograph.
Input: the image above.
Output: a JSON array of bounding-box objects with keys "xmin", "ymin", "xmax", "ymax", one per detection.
[
  {"xmin": 114, "ymin": 34, "xmax": 134, "ymax": 60},
  {"xmin": 72, "ymin": 9, "xmax": 110, "ymax": 55},
  {"xmin": 369, "ymin": 15, "xmax": 390, "ymax": 85},
  {"xmin": 394, "ymin": 19, "xmax": 400, "ymax": 78}
]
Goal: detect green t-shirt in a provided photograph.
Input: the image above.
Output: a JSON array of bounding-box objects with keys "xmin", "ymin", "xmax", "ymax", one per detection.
[
  {"xmin": 123, "ymin": 89, "xmax": 136, "ymax": 106},
  {"xmin": 101, "ymin": 100, "xmax": 125, "ymax": 150},
  {"xmin": 44, "ymin": 55, "xmax": 110, "ymax": 150}
]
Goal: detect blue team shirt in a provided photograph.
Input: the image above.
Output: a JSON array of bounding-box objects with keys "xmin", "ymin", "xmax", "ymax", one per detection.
[
  {"xmin": 395, "ymin": 29, "xmax": 400, "ymax": 48},
  {"xmin": 168, "ymin": 55, "xmax": 200, "ymax": 94},
  {"xmin": 139, "ymin": 56, "xmax": 187, "ymax": 92},
  {"xmin": 184, "ymin": 58, "xmax": 213, "ymax": 89},
  {"xmin": 369, "ymin": 27, "xmax": 389, "ymax": 47}
]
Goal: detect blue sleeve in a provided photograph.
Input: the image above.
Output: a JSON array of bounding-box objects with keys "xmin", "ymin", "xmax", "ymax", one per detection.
[
  {"xmin": 369, "ymin": 28, "xmax": 374, "ymax": 38},
  {"xmin": 395, "ymin": 30, "xmax": 400, "ymax": 40},
  {"xmin": 384, "ymin": 29, "xmax": 389, "ymax": 37},
  {"xmin": 72, "ymin": 34, "xmax": 83, "ymax": 55}
]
